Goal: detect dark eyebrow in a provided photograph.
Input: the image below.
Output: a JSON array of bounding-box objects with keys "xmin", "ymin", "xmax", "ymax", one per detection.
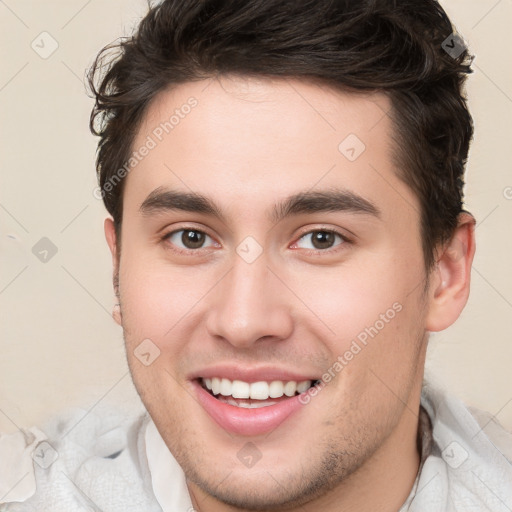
[
  {"xmin": 271, "ymin": 189, "xmax": 380, "ymax": 223},
  {"xmin": 139, "ymin": 186, "xmax": 381, "ymax": 223}
]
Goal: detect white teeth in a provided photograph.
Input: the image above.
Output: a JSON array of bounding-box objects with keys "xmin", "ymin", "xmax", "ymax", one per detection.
[
  {"xmin": 269, "ymin": 381, "xmax": 284, "ymax": 398},
  {"xmin": 220, "ymin": 378, "xmax": 231, "ymax": 396},
  {"xmin": 217, "ymin": 396, "xmax": 278, "ymax": 408},
  {"xmin": 250, "ymin": 381, "xmax": 269, "ymax": 400},
  {"xmin": 232, "ymin": 380, "xmax": 250, "ymax": 399},
  {"xmin": 211, "ymin": 377, "xmax": 221, "ymax": 395},
  {"xmin": 296, "ymin": 381, "xmax": 310, "ymax": 393},
  {"xmin": 202, "ymin": 377, "xmax": 312, "ymax": 400},
  {"xmin": 284, "ymin": 381, "xmax": 297, "ymax": 397}
]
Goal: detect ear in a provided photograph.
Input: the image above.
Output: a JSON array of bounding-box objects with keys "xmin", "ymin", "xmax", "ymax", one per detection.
[
  {"xmin": 104, "ymin": 218, "xmax": 122, "ymax": 326},
  {"xmin": 104, "ymin": 217, "xmax": 118, "ymax": 262},
  {"xmin": 425, "ymin": 212, "xmax": 476, "ymax": 332}
]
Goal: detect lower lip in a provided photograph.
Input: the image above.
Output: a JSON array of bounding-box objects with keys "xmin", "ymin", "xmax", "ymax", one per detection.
[{"xmin": 193, "ymin": 380, "xmax": 306, "ymax": 436}]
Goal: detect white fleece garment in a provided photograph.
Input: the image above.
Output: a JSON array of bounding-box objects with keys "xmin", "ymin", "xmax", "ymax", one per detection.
[{"xmin": 1, "ymin": 379, "xmax": 511, "ymax": 511}]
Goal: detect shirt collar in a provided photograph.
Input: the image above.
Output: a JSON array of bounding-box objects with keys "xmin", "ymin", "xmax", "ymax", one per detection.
[{"xmin": 145, "ymin": 418, "xmax": 195, "ymax": 511}]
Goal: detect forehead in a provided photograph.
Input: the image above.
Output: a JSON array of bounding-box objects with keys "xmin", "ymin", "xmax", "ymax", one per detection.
[
  {"xmin": 124, "ymin": 75, "xmax": 417, "ymax": 225},
  {"xmin": 134, "ymin": 75, "xmax": 392, "ymax": 158}
]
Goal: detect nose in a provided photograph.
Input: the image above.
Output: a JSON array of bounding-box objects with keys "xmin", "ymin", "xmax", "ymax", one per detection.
[{"xmin": 204, "ymin": 249, "xmax": 294, "ymax": 349}]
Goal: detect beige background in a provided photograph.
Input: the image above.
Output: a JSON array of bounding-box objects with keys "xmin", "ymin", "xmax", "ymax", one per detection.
[{"xmin": 1, "ymin": 0, "xmax": 511, "ymax": 434}]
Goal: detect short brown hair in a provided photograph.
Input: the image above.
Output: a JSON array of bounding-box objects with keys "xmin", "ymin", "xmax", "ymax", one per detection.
[{"xmin": 88, "ymin": 0, "xmax": 473, "ymax": 272}]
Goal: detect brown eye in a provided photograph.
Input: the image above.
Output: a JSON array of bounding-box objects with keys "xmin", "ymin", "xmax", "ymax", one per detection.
[
  {"xmin": 181, "ymin": 230, "xmax": 206, "ymax": 249},
  {"xmin": 164, "ymin": 229, "xmax": 215, "ymax": 251},
  {"xmin": 295, "ymin": 230, "xmax": 346, "ymax": 252}
]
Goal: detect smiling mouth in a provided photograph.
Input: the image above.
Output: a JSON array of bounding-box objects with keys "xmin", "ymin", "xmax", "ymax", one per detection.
[{"xmin": 198, "ymin": 377, "xmax": 320, "ymax": 408}]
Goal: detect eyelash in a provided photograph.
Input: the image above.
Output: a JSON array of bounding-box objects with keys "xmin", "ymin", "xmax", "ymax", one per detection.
[{"xmin": 160, "ymin": 225, "xmax": 352, "ymax": 256}]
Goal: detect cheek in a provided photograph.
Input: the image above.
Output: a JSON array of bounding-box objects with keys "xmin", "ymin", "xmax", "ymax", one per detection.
[
  {"xmin": 288, "ymin": 257, "xmax": 408, "ymax": 339},
  {"xmin": 118, "ymin": 254, "xmax": 220, "ymax": 350},
  {"xmin": 118, "ymin": 260, "xmax": 178, "ymax": 341},
  {"xmin": 118, "ymin": 260, "xmax": 196, "ymax": 394},
  {"xmin": 289, "ymin": 254, "xmax": 426, "ymax": 383}
]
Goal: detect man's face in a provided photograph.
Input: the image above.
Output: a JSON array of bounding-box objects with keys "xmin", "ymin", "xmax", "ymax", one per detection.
[{"xmin": 109, "ymin": 76, "xmax": 431, "ymax": 508}]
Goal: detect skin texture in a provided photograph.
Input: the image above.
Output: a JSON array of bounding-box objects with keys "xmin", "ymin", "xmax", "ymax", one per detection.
[{"xmin": 104, "ymin": 75, "xmax": 476, "ymax": 512}]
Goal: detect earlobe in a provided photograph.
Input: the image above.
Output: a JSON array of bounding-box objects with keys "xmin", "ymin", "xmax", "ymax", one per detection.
[
  {"xmin": 425, "ymin": 213, "xmax": 476, "ymax": 332},
  {"xmin": 112, "ymin": 303, "xmax": 122, "ymax": 326}
]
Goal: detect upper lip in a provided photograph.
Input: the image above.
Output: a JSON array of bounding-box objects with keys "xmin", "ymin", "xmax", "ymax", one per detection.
[{"xmin": 188, "ymin": 364, "xmax": 319, "ymax": 383}]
